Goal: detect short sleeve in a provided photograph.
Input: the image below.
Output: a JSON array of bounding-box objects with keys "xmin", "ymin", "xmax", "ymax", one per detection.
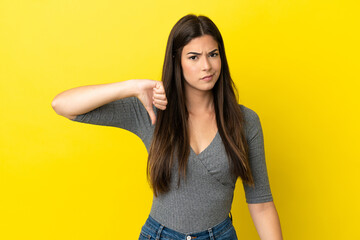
[
  {"xmin": 70, "ymin": 96, "xmax": 155, "ymax": 141},
  {"xmin": 240, "ymin": 105, "xmax": 273, "ymax": 204}
]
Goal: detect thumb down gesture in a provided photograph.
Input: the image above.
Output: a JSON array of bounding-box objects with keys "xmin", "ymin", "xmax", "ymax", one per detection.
[{"xmin": 135, "ymin": 79, "xmax": 168, "ymax": 125}]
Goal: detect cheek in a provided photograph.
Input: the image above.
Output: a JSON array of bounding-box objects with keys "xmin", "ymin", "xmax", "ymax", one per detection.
[
  {"xmin": 182, "ymin": 62, "xmax": 196, "ymax": 78},
  {"xmin": 215, "ymin": 61, "xmax": 221, "ymax": 76},
  {"xmin": 215, "ymin": 59, "xmax": 221, "ymax": 70}
]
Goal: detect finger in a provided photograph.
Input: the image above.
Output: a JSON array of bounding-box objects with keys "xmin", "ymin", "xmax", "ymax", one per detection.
[
  {"xmin": 152, "ymin": 92, "xmax": 167, "ymax": 100},
  {"xmin": 154, "ymin": 102, "xmax": 166, "ymax": 110},
  {"xmin": 153, "ymin": 99, "xmax": 167, "ymax": 110},
  {"xmin": 153, "ymin": 83, "xmax": 165, "ymax": 93},
  {"xmin": 153, "ymin": 98, "xmax": 167, "ymax": 106},
  {"xmin": 153, "ymin": 81, "xmax": 162, "ymax": 91},
  {"xmin": 147, "ymin": 107, "xmax": 156, "ymax": 125},
  {"xmin": 153, "ymin": 88, "xmax": 165, "ymax": 94}
]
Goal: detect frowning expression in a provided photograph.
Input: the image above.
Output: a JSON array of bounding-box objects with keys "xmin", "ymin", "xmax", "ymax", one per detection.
[{"xmin": 181, "ymin": 34, "xmax": 221, "ymax": 94}]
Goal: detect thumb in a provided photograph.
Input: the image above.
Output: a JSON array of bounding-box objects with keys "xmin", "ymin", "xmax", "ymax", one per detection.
[
  {"xmin": 147, "ymin": 107, "xmax": 156, "ymax": 125},
  {"xmin": 154, "ymin": 81, "xmax": 160, "ymax": 90}
]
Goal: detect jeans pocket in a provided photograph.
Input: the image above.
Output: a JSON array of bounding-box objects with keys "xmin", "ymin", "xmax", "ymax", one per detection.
[
  {"xmin": 138, "ymin": 231, "xmax": 152, "ymax": 240},
  {"xmin": 139, "ymin": 224, "xmax": 156, "ymax": 240}
]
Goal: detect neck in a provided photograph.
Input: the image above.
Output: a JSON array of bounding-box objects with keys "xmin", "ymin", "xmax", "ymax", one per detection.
[{"xmin": 185, "ymin": 88, "xmax": 214, "ymax": 115}]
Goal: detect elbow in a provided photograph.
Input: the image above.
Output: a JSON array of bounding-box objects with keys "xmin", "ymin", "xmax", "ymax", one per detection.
[
  {"xmin": 51, "ymin": 96, "xmax": 62, "ymax": 115},
  {"xmin": 51, "ymin": 96, "xmax": 75, "ymax": 119},
  {"xmin": 248, "ymin": 201, "xmax": 275, "ymax": 213},
  {"xmin": 51, "ymin": 97, "xmax": 59, "ymax": 113}
]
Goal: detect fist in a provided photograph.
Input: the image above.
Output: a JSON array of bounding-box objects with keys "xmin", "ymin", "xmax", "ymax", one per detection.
[
  {"xmin": 152, "ymin": 81, "xmax": 167, "ymax": 111},
  {"xmin": 135, "ymin": 79, "xmax": 167, "ymax": 125}
]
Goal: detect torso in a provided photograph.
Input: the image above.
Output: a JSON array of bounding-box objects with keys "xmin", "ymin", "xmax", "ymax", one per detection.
[{"xmin": 188, "ymin": 111, "xmax": 218, "ymax": 155}]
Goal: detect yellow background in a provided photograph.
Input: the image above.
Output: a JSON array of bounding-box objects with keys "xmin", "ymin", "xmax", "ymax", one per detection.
[{"xmin": 1, "ymin": 0, "xmax": 359, "ymax": 239}]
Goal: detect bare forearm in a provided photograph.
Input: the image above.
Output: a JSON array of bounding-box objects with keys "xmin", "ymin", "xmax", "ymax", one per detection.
[
  {"xmin": 51, "ymin": 80, "xmax": 139, "ymax": 118},
  {"xmin": 248, "ymin": 202, "xmax": 283, "ymax": 240}
]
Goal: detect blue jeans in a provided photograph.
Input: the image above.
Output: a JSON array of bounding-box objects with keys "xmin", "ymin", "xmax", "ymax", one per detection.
[{"xmin": 138, "ymin": 212, "xmax": 238, "ymax": 240}]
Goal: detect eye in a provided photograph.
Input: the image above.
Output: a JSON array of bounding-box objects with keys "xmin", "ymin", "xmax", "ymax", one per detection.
[
  {"xmin": 210, "ymin": 52, "xmax": 219, "ymax": 57},
  {"xmin": 189, "ymin": 56, "xmax": 197, "ymax": 60}
]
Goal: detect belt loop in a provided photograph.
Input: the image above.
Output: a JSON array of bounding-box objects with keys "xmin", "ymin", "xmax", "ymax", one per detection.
[
  {"xmin": 208, "ymin": 227, "xmax": 215, "ymax": 240},
  {"xmin": 155, "ymin": 224, "xmax": 164, "ymax": 240},
  {"xmin": 229, "ymin": 211, "xmax": 233, "ymax": 222}
]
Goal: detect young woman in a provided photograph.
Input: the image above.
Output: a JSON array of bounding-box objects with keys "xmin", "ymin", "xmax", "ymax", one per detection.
[{"xmin": 52, "ymin": 14, "xmax": 282, "ymax": 240}]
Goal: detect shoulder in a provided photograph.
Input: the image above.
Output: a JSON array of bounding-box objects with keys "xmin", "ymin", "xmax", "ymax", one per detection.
[
  {"xmin": 238, "ymin": 104, "xmax": 263, "ymax": 139},
  {"xmin": 239, "ymin": 104, "xmax": 260, "ymax": 124}
]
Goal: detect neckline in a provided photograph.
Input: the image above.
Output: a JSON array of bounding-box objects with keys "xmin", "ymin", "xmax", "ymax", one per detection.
[{"xmin": 190, "ymin": 130, "xmax": 219, "ymax": 157}]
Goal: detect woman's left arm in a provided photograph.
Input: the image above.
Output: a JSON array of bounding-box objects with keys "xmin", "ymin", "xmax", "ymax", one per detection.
[{"xmin": 248, "ymin": 201, "xmax": 283, "ymax": 240}]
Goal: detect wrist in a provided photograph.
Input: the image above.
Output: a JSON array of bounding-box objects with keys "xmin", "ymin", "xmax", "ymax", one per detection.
[
  {"xmin": 111, "ymin": 79, "xmax": 139, "ymax": 101},
  {"xmin": 127, "ymin": 79, "xmax": 140, "ymax": 99}
]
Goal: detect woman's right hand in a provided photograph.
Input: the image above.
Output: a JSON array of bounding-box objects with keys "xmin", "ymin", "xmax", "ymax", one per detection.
[{"xmin": 135, "ymin": 79, "xmax": 167, "ymax": 125}]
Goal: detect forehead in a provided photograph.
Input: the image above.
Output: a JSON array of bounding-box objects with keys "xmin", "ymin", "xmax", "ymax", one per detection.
[{"xmin": 182, "ymin": 35, "xmax": 218, "ymax": 52}]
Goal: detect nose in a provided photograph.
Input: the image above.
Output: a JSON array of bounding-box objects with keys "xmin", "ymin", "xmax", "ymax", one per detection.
[{"xmin": 201, "ymin": 56, "xmax": 212, "ymax": 71}]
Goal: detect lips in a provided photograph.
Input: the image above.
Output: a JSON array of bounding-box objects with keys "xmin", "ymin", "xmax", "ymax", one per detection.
[{"xmin": 201, "ymin": 73, "xmax": 214, "ymax": 80}]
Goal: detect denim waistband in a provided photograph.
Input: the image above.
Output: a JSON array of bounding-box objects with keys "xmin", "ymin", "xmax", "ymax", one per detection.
[{"xmin": 143, "ymin": 213, "xmax": 233, "ymax": 240}]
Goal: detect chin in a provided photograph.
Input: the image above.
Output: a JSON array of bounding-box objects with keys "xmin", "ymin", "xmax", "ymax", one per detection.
[
  {"xmin": 184, "ymin": 79, "xmax": 217, "ymax": 93},
  {"xmin": 198, "ymin": 83, "xmax": 216, "ymax": 91}
]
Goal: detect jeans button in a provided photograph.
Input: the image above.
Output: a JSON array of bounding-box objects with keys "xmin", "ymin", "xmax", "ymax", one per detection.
[{"xmin": 186, "ymin": 236, "xmax": 192, "ymax": 240}]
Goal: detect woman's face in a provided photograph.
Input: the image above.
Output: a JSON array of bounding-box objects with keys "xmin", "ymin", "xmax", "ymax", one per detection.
[{"xmin": 181, "ymin": 34, "xmax": 221, "ymax": 95}]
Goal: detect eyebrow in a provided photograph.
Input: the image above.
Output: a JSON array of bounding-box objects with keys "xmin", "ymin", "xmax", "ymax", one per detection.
[{"xmin": 186, "ymin": 49, "xmax": 218, "ymax": 55}]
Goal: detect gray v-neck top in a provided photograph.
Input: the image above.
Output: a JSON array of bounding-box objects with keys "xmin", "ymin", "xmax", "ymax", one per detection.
[{"xmin": 71, "ymin": 96, "xmax": 273, "ymax": 233}]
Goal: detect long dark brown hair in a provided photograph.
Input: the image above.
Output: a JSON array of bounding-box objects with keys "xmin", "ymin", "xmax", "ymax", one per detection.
[{"xmin": 147, "ymin": 14, "xmax": 255, "ymax": 197}]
